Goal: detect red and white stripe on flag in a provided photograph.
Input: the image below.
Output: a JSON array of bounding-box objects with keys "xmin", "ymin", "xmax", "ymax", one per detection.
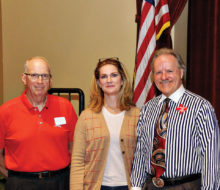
[{"xmin": 133, "ymin": 0, "xmax": 170, "ymax": 108}]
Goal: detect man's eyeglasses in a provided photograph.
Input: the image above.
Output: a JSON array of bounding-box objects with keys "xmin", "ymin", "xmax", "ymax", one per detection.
[{"xmin": 24, "ymin": 73, "xmax": 51, "ymax": 81}]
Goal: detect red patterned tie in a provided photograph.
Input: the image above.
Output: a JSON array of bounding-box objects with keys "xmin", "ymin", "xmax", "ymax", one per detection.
[{"xmin": 151, "ymin": 98, "xmax": 170, "ymax": 188}]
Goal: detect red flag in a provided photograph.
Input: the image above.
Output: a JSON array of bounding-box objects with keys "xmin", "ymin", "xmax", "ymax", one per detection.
[{"xmin": 133, "ymin": 0, "xmax": 170, "ymax": 108}]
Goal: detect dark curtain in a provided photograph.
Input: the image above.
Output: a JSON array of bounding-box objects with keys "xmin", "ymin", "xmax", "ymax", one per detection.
[
  {"xmin": 167, "ymin": 0, "xmax": 188, "ymax": 32},
  {"xmin": 135, "ymin": 0, "xmax": 142, "ymax": 46},
  {"xmin": 135, "ymin": 0, "xmax": 187, "ymax": 49},
  {"xmin": 187, "ymin": 0, "xmax": 220, "ymax": 121},
  {"xmin": 157, "ymin": 0, "xmax": 188, "ymax": 49}
]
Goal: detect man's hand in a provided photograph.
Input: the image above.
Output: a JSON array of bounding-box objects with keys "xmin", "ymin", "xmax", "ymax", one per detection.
[{"xmin": 0, "ymin": 149, "xmax": 8, "ymax": 178}]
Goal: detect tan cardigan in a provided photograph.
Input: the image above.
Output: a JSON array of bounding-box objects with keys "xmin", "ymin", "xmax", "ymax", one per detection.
[{"xmin": 70, "ymin": 107, "xmax": 140, "ymax": 190}]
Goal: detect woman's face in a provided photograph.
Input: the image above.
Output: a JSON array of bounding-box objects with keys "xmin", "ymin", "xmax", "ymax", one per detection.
[{"xmin": 98, "ymin": 64, "xmax": 123, "ymax": 97}]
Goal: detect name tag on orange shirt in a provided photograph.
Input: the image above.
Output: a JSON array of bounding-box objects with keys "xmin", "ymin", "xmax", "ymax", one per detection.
[{"xmin": 54, "ymin": 117, "xmax": 66, "ymax": 127}]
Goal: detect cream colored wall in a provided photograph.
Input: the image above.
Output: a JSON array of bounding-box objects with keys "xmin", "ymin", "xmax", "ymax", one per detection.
[
  {"xmin": 171, "ymin": 2, "xmax": 188, "ymax": 65},
  {"xmin": 1, "ymin": 1, "xmax": 188, "ymax": 110},
  {"xmin": 171, "ymin": 2, "xmax": 188, "ymax": 84},
  {"xmin": 1, "ymin": 0, "xmax": 137, "ymax": 108}
]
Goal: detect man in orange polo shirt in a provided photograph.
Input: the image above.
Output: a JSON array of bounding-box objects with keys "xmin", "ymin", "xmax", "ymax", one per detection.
[{"xmin": 0, "ymin": 56, "xmax": 77, "ymax": 190}]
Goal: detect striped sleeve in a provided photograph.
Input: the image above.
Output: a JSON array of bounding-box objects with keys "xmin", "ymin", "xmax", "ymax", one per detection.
[
  {"xmin": 196, "ymin": 101, "xmax": 220, "ymax": 189},
  {"xmin": 130, "ymin": 97, "xmax": 161, "ymax": 187},
  {"xmin": 130, "ymin": 106, "xmax": 148, "ymax": 187}
]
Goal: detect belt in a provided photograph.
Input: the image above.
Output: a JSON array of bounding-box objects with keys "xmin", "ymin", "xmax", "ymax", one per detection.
[
  {"xmin": 8, "ymin": 165, "xmax": 69, "ymax": 179},
  {"xmin": 148, "ymin": 173, "xmax": 201, "ymax": 187},
  {"xmin": 101, "ymin": 185, "xmax": 128, "ymax": 190}
]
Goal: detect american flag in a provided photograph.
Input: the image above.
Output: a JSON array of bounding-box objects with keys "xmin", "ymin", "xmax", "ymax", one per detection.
[{"xmin": 133, "ymin": 0, "xmax": 170, "ymax": 108}]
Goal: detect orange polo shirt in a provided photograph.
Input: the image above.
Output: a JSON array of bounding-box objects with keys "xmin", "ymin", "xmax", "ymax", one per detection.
[{"xmin": 0, "ymin": 90, "xmax": 77, "ymax": 172}]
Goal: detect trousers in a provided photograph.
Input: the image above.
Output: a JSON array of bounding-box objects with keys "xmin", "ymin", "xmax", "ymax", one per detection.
[{"xmin": 5, "ymin": 168, "xmax": 69, "ymax": 190}]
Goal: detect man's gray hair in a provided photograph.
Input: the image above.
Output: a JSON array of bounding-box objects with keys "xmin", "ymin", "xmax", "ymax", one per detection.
[
  {"xmin": 24, "ymin": 56, "xmax": 51, "ymax": 73},
  {"xmin": 150, "ymin": 48, "xmax": 186, "ymax": 75}
]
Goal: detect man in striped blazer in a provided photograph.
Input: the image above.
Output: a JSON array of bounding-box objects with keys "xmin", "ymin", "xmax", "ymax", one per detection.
[{"xmin": 130, "ymin": 48, "xmax": 220, "ymax": 190}]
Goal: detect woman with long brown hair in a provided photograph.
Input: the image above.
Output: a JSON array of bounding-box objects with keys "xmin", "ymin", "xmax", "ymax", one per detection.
[{"xmin": 70, "ymin": 58, "xmax": 140, "ymax": 190}]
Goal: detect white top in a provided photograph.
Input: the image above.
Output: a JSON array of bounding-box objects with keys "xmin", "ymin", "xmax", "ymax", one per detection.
[{"xmin": 102, "ymin": 106, "xmax": 127, "ymax": 186}]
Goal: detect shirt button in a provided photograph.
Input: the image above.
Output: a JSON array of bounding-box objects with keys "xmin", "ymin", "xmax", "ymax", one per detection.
[{"xmin": 39, "ymin": 122, "xmax": 43, "ymax": 124}]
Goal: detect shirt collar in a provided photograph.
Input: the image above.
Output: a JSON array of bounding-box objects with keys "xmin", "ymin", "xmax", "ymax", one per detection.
[
  {"xmin": 21, "ymin": 90, "xmax": 34, "ymax": 109},
  {"xmin": 159, "ymin": 85, "xmax": 185, "ymax": 104},
  {"xmin": 21, "ymin": 90, "xmax": 49, "ymax": 110}
]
